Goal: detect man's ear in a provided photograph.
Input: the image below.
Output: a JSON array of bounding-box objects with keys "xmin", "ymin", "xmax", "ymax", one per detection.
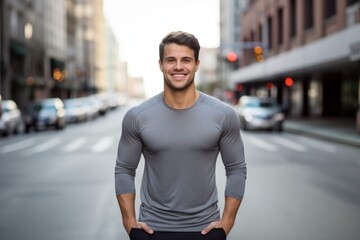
[
  {"xmin": 159, "ymin": 60, "xmax": 164, "ymax": 72},
  {"xmin": 195, "ymin": 60, "xmax": 200, "ymax": 72}
]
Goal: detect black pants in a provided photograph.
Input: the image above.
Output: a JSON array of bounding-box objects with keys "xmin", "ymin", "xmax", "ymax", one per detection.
[{"xmin": 129, "ymin": 228, "xmax": 226, "ymax": 240}]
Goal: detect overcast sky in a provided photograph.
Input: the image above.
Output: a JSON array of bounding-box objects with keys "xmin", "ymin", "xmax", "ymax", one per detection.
[{"xmin": 103, "ymin": 0, "xmax": 220, "ymax": 97}]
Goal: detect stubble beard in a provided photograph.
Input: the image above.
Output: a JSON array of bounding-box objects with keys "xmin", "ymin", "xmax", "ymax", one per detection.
[{"xmin": 164, "ymin": 74, "xmax": 195, "ymax": 92}]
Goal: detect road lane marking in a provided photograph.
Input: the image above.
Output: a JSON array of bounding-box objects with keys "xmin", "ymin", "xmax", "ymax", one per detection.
[
  {"xmin": 23, "ymin": 138, "xmax": 61, "ymax": 155},
  {"xmin": 91, "ymin": 136, "xmax": 114, "ymax": 152},
  {"xmin": 272, "ymin": 136, "xmax": 307, "ymax": 152},
  {"xmin": 294, "ymin": 136, "xmax": 337, "ymax": 153},
  {"xmin": 0, "ymin": 138, "xmax": 35, "ymax": 153},
  {"xmin": 63, "ymin": 137, "xmax": 87, "ymax": 152},
  {"xmin": 247, "ymin": 136, "xmax": 278, "ymax": 152}
]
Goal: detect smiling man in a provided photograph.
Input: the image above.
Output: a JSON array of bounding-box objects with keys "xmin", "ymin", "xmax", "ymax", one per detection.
[{"xmin": 115, "ymin": 31, "xmax": 247, "ymax": 240}]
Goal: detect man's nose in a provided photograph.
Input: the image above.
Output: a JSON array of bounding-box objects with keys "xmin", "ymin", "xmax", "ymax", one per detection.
[{"xmin": 174, "ymin": 61, "xmax": 183, "ymax": 70}]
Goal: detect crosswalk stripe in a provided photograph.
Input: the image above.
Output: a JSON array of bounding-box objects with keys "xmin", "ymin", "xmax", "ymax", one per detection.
[
  {"xmin": 23, "ymin": 138, "xmax": 61, "ymax": 155},
  {"xmin": 0, "ymin": 138, "xmax": 35, "ymax": 153},
  {"xmin": 247, "ymin": 136, "xmax": 278, "ymax": 152},
  {"xmin": 294, "ymin": 136, "xmax": 337, "ymax": 153},
  {"xmin": 63, "ymin": 137, "xmax": 87, "ymax": 152},
  {"xmin": 91, "ymin": 136, "xmax": 114, "ymax": 153},
  {"xmin": 271, "ymin": 136, "xmax": 307, "ymax": 152}
]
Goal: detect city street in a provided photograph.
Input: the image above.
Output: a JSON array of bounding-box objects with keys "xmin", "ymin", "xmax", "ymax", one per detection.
[{"xmin": 1, "ymin": 101, "xmax": 360, "ymax": 240}]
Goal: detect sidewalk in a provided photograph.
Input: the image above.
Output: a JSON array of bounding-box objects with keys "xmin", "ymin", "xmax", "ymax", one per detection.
[{"xmin": 284, "ymin": 117, "xmax": 360, "ymax": 147}]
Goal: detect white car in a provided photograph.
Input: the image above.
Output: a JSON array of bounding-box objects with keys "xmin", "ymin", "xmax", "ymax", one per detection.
[
  {"xmin": 235, "ymin": 96, "xmax": 285, "ymax": 132},
  {"xmin": 0, "ymin": 100, "xmax": 23, "ymax": 136}
]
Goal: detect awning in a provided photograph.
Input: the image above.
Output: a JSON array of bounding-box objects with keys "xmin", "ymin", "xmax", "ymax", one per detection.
[
  {"xmin": 50, "ymin": 58, "xmax": 65, "ymax": 70},
  {"xmin": 10, "ymin": 42, "xmax": 27, "ymax": 56}
]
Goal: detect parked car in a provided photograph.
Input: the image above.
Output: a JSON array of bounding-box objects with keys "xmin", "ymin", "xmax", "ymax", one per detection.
[
  {"xmin": 64, "ymin": 98, "xmax": 86, "ymax": 123},
  {"xmin": 79, "ymin": 97, "xmax": 100, "ymax": 121},
  {"xmin": 24, "ymin": 98, "xmax": 66, "ymax": 132},
  {"xmin": 0, "ymin": 100, "xmax": 23, "ymax": 136},
  {"xmin": 235, "ymin": 96, "xmax": 285, "ymax": 131}
]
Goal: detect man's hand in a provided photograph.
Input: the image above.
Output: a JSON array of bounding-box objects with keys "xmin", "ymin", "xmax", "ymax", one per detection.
[
  {"xmin": 125, "ymin": 221, "xmax": 154, "ymax": 235},
  {"xmin": 201, "ymin": 220, "xmax": 231, "ymax": 236},
  {"xmin": 201, "ymin": 196, "xmax": 241, "ymax": 235},
  {"xmin": 117, "ymin": 194, "xmax": 154, "ymax": 235}
]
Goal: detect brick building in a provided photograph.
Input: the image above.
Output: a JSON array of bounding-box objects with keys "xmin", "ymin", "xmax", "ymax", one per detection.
[{"xmin": 229, "ymin": 0, "xmax": 360, "ymax": 121}]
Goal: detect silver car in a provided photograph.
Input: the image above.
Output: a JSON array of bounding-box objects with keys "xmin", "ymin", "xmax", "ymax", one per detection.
[
  {"xmin": 235, "ymin": 96, "xmax": 285, "ymax": 131},
  {"xmin": 0, "ymin": 100, "xmax": 23, "ymax": 136},
  {"xmin": 24, "ymin": 98, "xmax": 66, "ymax": 132}
]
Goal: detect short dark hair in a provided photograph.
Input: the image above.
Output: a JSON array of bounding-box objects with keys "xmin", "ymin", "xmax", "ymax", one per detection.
[{"xmin": 159, "ymin": 31, "xmax": 200, "ymax": 62}]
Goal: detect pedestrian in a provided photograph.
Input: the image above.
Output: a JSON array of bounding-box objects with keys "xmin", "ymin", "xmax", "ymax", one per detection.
[{"xmin": 115, "ymin": 31, "xmax": 246, "ymax": 240}]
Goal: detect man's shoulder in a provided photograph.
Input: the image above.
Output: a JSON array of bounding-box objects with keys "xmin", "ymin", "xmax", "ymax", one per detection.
[
  {"xmin": 200, "ymin": 92, "xmax": 234, "ymax": 114},
  {"xmin": 127, "ymin": 93, "xmax": 163, "ymax": 117}
]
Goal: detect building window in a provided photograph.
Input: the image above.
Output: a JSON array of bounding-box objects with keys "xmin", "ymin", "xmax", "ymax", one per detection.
[
  {"xmin": 347, "ymin": 0, "xmax": 359, "ymax": 6},
  {"xmin": 324, "ymin": 0, "xmax": 336, "ymax": 19},
  {"xmin": 290, "ymin": 0, "xmax": 296, "ymax": 38},
  {"xmin": 304, "ymin": 0, "xmax": 314, "ymax": 30},
  {"xmin": 277, "ymin": 8, "xmax": 283, "ymax": 46},
  {"xmin": 18, "ymin": 14, "xmax": 25, "ymax": 40},
  {"xmin": 267, "ymin": 16, "xmax": 273, "ymax": 50},
  {"xmin": 258, "ymin": 24, "xmax": 263, "ymax": 43},
  {"xmin": 250, "ymin": 31, "xmax": 255, "ymax": 62}
]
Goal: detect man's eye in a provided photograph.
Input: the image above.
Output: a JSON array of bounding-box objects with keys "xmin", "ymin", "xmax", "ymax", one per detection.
[{"xmin": 166, "ymin": 59, "xmax": 175, "ymax": 63}]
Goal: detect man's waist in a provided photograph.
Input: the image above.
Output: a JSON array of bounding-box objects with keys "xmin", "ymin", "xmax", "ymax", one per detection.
[{"xmin": 138, "ymin": 202, "xmax": 220, "ymax": 231}]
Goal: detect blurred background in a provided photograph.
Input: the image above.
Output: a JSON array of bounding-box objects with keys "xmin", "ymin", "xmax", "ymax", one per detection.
[
  {"xmin": 1, "ymin": 0, "xmax": 360, "ymax": 240},
  {"xmin": 1, "ymin": 0, "xmax": 360, "ymax": 134}
]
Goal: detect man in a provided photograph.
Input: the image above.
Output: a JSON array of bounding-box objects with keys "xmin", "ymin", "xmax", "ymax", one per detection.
[{"xmin": 115, "ymin": 31, "xmax": 246, "ymax": 240}]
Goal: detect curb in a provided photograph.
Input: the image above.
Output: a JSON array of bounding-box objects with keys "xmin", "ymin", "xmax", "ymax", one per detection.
[{"xmin": 284, "ymin": 123, "xmax": 360, "ymax": 148}]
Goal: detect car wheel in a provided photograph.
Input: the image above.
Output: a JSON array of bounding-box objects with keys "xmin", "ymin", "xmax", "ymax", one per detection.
[
  {"xmin": 56, "ymin": 121, "xmax": 62, "ymax": 130},
  {"xmin": 14, "ymin": 122, "xmax": 22, "ymax": 134},
  {"xmin": 275, "ymin": 123, "xmax": 283, "ymax": 132},
  {"xmin": 241, "ymin": 119, "xmax": 248, "ymax": 131},
  {"xmin": 25, "ymin": 124, "xmax": 31, "ymax": 133},
  {"xmin": 57, "ymin": 119, "xmax": 66, "ymax": 130},
  {"xmin": 2, "ymin": 129, "xmax": 9, "ymax": 137}
]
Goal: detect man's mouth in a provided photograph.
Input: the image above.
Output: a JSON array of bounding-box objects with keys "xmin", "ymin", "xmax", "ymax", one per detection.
[{"xmin": 171, "ymin": 74, "xmax": 187, "ymax": 80}]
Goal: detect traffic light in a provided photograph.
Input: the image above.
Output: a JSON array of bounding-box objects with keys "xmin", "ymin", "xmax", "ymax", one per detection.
[
  {"xmin": 52, "ymin": 68, "xmax": 64, "ymax": 81},
  {"xmin": 253, "ymin": 45, "xmax": 264, "ymax": 62},
  {"xmin": 226, "ymin": 51, "xmax": 238, "ymax": 63},
  {"xmin": 284, "ymin": 77, "xmax": 294, "ymax": 87},
  {"xmin": 235, "ymin": 83, "xmax": 243, "ymax": 91}
]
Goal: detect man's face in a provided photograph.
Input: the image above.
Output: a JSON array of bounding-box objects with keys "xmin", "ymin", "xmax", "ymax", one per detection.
[{"xmin": 159, "ymin": 43, "xmax": 200, "ymax": 91}]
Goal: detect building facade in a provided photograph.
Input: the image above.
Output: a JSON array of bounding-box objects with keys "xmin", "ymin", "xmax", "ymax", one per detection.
[
  {"xmin": 218, "ymin": 0, "xmax": 250, "ymax": 101},
  {"xmin": 229, "ymin": 0, "xmax": 360, "ymax": 123},
  {"xmin": 197, "ymin": 47, "xmax": 218, "ymax": 94},
  {"xmin": 0, "ymin": 0, "xmax": 122, "ymax": 111}
]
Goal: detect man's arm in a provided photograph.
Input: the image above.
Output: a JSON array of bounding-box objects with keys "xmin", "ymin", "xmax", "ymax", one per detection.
[
  {"xmin": 221, "ymin": 196, "xmax": 242, "ymax": 234},
  {"xmin": 202, "ymin": 107, "xmax": 246, "ymax": 235},
  {"xmin": 116, "ymin": 193, "xmax": 153, "ymax": 235},
  {"xmin": 117, "ymin": 193, "xmax": 137, "ymax": 234}
]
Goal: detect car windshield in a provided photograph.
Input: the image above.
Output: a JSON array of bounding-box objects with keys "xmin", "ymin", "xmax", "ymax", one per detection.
[
  {"xmin": 32, "ymin": 103, "xmax": 56, "ymax": 112},
  {"xmin": 246, "ymin": 100, "xmax": 276, "ymax": 108},
  {"xmin": 1, "ymin": 104, "xmax": 8, "ymax": 112},
  {"xmin": 64, "ymin": 100, "xmax": 77, "ymax": 107}
]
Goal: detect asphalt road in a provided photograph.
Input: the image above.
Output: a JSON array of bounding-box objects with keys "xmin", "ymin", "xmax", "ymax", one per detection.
[{"xmin": 1, "ymin": 102, "xmax": 360, "ymax": 240}]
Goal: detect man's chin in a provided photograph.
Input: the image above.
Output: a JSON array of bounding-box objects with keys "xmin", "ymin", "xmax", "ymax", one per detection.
[{"xmin": 165, "ymin": 78, "xmax": 194, "ymax": 91}]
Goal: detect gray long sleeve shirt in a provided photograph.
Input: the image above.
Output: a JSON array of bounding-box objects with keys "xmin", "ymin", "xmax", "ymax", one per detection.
[{"xmin": 115, "ymin": 92, "xmax": 246, "ymax": 231}]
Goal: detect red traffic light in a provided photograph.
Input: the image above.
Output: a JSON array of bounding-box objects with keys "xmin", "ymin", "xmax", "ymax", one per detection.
[
  {"xmin": 285, "ymin": 77, "xmax": 294, "ymax": 87},
  {"xmin": 236, "ymin": 84, "xmax": 243, "ymax": 91},
  {"xmin": 227, "ymin": 52, "xmax": 238, "ymax": 63}
]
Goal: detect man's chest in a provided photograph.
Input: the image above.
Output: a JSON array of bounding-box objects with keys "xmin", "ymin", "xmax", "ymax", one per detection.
[{"xmin": 139, "ymin": 113, "xmax": 222, "ymax": 153}]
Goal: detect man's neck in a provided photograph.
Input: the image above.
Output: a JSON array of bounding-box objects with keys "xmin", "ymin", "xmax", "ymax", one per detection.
[{"xmin": 163, "ymin": 88, "xmax": 199, "ymax": 110}]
